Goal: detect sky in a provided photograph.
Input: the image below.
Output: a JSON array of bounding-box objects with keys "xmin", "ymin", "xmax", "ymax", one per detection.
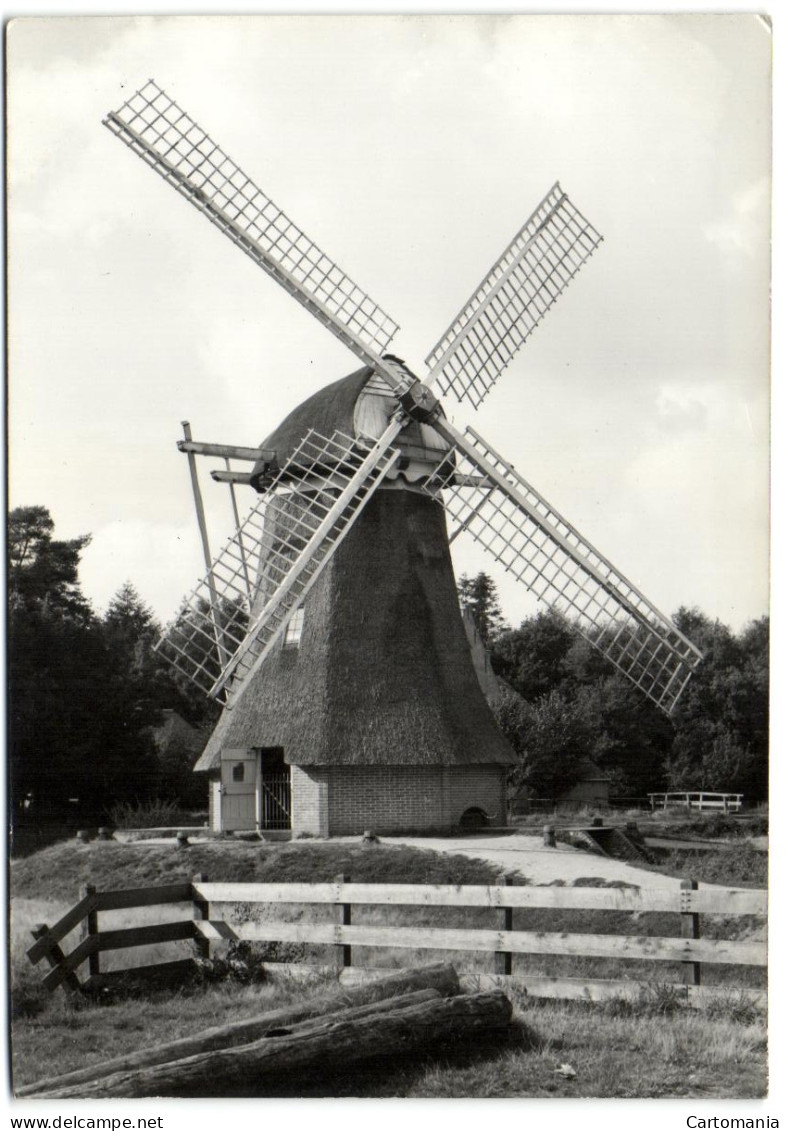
[{"xmin": 7, "ymin": 14, "xmax": 772, "ymax": 634}]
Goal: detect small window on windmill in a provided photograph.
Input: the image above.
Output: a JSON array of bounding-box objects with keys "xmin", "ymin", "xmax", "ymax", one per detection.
[
  {"xmin": 283, "ymin": 607, "xmax": 305, "ymax": 649},
  {"xmin": 232, "ymin": 762, "xmax": 245, "ymax": 782}
]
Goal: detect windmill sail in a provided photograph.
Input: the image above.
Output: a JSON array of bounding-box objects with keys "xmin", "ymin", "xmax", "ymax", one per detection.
[
  {"xmin": 424, "ymin": 184, "xmax": 603, "ymax": 409},
  {"xmin": 104, "ymin": 82, "xmax": 399, "ymax": 370},
  {"xmin": 108, "ymin": 81, "xmax": 702, "ymax": 717},
  {"xmin": 157, "ymin": 425, "xmax": 401, "ymax": 704},
  {"xmin": 427, "ymin": 422, "xmax": 702, "ymax": 714}
]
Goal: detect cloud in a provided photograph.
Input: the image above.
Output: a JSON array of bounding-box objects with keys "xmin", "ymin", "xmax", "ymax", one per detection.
[
  {"xmin": 614, "ymin": 378, "xmax": 769, "ymax": 628},
  {"xmin": 655, "ymin": 384, "xmax": 711, "ymax": 433},
  {"xmin": 702, "ymin": 176, "xmax": 770, "ymax": 259}
]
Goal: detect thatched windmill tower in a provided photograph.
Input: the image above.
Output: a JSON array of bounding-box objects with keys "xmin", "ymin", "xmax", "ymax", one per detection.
[
  {"xmin": 195, "ymin": 367, "xmax": 515, "ymax": 834},
  {"xmin": 105, "ymin": 82, "xmax": 703, "ymax": 836}
]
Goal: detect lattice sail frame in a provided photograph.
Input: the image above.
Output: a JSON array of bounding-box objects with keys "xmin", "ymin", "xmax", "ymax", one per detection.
[
  {"xmin": 106, "ymin": 81, "xmax": 701, "ymax": 712},
  {"xmin": 424, "ymin": 425, "xmax": 703, "ymax": 715},
  {"xmin": 424, "ymin": 183, "xmax": 603, "ymax": 409},
  {"xmin": 104, "ymin": 81, "xmax": 399, "ymax": 365},
  {"xmin": 157, "ymin": 426, "xmax": 401, "ymax": 705}
]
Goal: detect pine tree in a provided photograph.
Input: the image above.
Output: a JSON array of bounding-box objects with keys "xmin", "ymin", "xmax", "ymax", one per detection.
[
  {"xmin": 457, "ymin": 572, "xmax": 506, "ymax": 645},
  {"xmin": 104, "ymin": 581, "xmax": 160, "ymax": 675},
  {"xmin": 9, "ymin": 505, "xmax": 92, "ymax": 618}
]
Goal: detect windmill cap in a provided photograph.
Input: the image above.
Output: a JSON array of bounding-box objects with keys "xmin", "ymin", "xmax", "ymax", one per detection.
[{"xmin": 250, "ymin": 366, "xmax": 453, "ymax": 492}]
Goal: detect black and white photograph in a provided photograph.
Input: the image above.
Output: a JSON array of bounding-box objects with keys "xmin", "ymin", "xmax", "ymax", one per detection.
[{"xmin": 7, "ymin": 12, "xmax": 773, "ymax": 1111}]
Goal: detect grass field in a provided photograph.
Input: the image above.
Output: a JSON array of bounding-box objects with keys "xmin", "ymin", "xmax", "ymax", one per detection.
[{"xmin": 10, "ymin": 834, "xmax": 768, "ymax": 1098}]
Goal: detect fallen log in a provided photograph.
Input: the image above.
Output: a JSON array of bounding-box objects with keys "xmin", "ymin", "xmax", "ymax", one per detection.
[
  {"xmin": 18, "ymin": 962, "xmax": 459, "ymax": 1097},
  {"xmin": 37, "ymin": 990, "xmax": 512, "ymax": 1098},
  {"xmin": 22, "ymin": 990, "xmax": 442, "ymax": 1100}
]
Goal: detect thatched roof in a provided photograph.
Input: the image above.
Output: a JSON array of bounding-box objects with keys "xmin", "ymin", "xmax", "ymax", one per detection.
[
  {"xmin": 196, "ymin": 489, "xmax": 516, "ymax": 772},
  {"xmin": 250, "ymin": 367, "xmax": 452, "ymax": 490},
  {"xmin": 462, "ymin": 609, "xmax": 535, "ymax": 716},
  {"xmin": 463, "ymin": 623, "xmax": 612, "ymax": 790},
  {"xmin": 462, "ymin": 609, "xmax": 504, "ymax": 701},
  {"xmin": 573, "ymin": 758, "xmax": 612, "ymax": 782},
  {"xmin": 149, "ymin": 709, "xmax": 204, "ymax": 756},
  {"xmin": 253, "ymin": 367, "xmax": 372, "ymax": 480}
]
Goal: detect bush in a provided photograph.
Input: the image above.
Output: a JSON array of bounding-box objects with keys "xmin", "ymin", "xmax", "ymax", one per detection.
[
  {"xmin": 10, "ymin": 971, "xmax": 51, "ymax": 1020},
  {"xmin": 106, "ymin": 799, "xmax": 194, "ymax": 829},
  {"xmin": 656, "ymin": 813, "xmax": 768, "ymax": 840},
  {"xmin": 601, "ymin": 983, "xmax": 687, "ymax": 1018},
  {"xmin": 646, "ymin": 842, "xmax": 767, "ymax": 888},
  {"xmin": 194, "ymin": 941, "xmax": 271, "ymax": 985},
  {"xmin": 702, "ymin": 991, "xmax": 763, "ymax": 1026}
]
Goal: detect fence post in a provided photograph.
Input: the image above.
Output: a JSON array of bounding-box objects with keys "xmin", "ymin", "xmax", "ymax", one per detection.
[
  {"xmin": 680, "ymin": 878, "xmax": 701, "ymax": 988},
  {"xmin": 334, "ymin": 872, "xmax": 351, "ymax": 970},
  {"xmin": 192, "ymin": 873, "xmax": 211, "ymax": 960},
  {"xmin": 82, "ymin": 884, "xmax": 100, "ymax": 979},
  {"xmin": 30, "ymin": 923, "xmax": 82, "ymax": 995},
  {"xmin": 494, "ymin": 874, "xmax": 512, "ymax": 976}
]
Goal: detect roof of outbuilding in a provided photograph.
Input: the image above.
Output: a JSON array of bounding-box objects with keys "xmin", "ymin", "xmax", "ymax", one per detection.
[{"xmin": 149, "ymin": 709, "xmax": 204, "ymax": 755}]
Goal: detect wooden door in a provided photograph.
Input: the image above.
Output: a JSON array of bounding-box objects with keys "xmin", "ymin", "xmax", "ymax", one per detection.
[{"xmin": 220, "ymin": 748, "xmax": 258, "ymax": 831}]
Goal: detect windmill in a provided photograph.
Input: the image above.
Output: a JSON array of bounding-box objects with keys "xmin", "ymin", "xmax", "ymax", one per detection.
[{"xmin": 104, "ymin": 81, "xmax": 703, "ymax": 835}]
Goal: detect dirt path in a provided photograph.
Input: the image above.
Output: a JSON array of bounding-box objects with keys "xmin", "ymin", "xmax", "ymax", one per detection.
[
  {"xmin": 110, "ymin": 830, "xmax": 745, "ymax": 889},
  {"xmin": 374, "ymin": 832, "xmax": 692, "ymax": 888}
]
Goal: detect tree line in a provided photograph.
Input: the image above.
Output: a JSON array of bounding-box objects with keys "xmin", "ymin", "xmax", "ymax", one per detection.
[
  {"xmin": 8, "ymin": 506, "xmax": 217, "ymax": 818},
  {"xmin": 458, "ymin": 572, "xmax": 768, "ymax": 803},
  {"xmin": 8, "ymin": 507, "xmax": 769, "ymax": 820}
]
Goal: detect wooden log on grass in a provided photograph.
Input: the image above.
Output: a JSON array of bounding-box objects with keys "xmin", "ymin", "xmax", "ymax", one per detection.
[
  {"xmin": 35, "ymin": 989, "xmax": 512, "ymax": 1099},
  {"xmin": 18, "ymin": 962, "xmax": 460, "ymax": 1097}
]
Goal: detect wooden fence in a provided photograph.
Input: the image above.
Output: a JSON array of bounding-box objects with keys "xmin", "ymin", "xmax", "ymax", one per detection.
[
  {"xmin": 27, "ymin": 875, "xmax": 767, "ymax": 1006},
  {"xmin": 648, "ymin": 792, "xmax": 744, "ymax": 812}
]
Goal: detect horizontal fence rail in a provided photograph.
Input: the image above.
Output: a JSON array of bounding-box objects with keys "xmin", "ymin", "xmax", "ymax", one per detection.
[
  {"xmin": 27, "ymin": 876, "xmax": 767, "ymax": 1005},
  {"xmin": 648, "ymin": 793, "xmax": 744, "ymax": 812},
  {"xmin": 192, "ymin": 921, "xmax": 764, "ymax": 966},
  {"xmin": 189, "ymin": 881, "xmax": 766, "ymax": 914}
]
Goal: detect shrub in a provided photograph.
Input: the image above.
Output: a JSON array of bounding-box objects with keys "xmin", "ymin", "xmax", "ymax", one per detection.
[
  {"xmin": 702, "ymin": 991, "xmax": 763, "ymax": 1026},
  {"xmin": 601, "ymin": 983, "xmax": 687, "ymax": 1018},
  {"xmin": 107, "ymin": 799, "xmax": 193, "ymax": 829},
  {"xmin": 661, "ymin": 813, "xmax": 768, "ymax": 840},
  {"xmin": 10, "ymin": 971, "xmax": 51, "ymax": 1020}
]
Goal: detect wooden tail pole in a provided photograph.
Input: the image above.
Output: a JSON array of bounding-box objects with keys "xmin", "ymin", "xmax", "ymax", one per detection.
[
  {"xmin": 225, "ymin": 457, "xmax": 253, "ymax": 603},
  {"xmin": 181, "ymin": 421, "xmax": 230, "ymax": 671}
]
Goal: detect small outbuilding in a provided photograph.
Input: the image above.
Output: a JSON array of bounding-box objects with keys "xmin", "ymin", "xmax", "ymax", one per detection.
[{"xmin": 557, "ymin": 759, "xmax": 612, "ymax": 807}]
